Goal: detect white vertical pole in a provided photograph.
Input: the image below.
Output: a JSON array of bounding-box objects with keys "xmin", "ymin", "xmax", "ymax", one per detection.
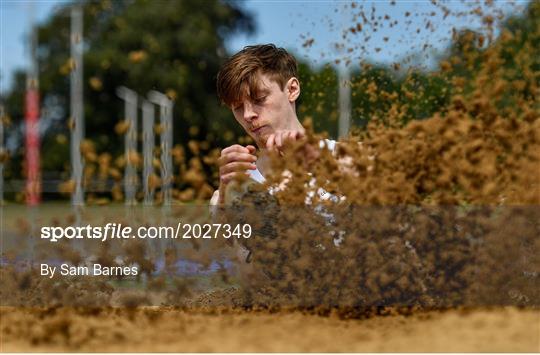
[
  {"xmin": 148, "ymin": 91, "xmax": 173, "ymax": 206},
  {"xmin": 116, "ymin": 86, "xmax": 138, "ymax": 205},
  {"xmin": 338, "ymin": 68, "xmax": 351, "ymax": 139},
  {"xmin": 0, "ymin": 104, "xmax": 4, "ymax": 206},
  {"xmin": 163, "ymin": 100, "xmax": 173, "ymax": 204},
  {"xmin": 70, "ymin": 4, "xmax": 84, "ymax": 206},
  {"xmin": 0, "ymin": 104, "xmax": 3, "ymax": 268},
  {"xmin": 147, "ymin": 91, "xmax": 174, "ymax": 267},
  {"xmin": 142, "ymin": 99, "xmax": 154, "ymax": 205}
]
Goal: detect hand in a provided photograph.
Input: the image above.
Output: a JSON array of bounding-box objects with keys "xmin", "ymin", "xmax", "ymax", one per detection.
[
  {"xmin": 265, "ymin": 129, "xmax": 305, "ymax": 153},
  {"xmin": 217, "ymin": 144, "xmax": 257, "ymax": 203}
]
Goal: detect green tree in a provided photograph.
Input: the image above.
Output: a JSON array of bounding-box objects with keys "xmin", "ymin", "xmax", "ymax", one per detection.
[
  {"xmin": 3, "ymin": 0, "xmax": 254, "ymax": 183},
  {"xmin": 297, "ymin": 62, "xmax": 339, "ymax": 137}
]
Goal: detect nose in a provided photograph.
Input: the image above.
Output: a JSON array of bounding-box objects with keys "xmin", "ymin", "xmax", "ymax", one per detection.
[{"xmin": 242, "ymin": 101, "xmax": 257, "ymax": 122}]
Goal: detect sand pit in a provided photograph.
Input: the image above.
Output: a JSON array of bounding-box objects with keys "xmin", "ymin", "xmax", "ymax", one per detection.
[{"xmin": 1, "ymin": 306, "xmax": 538, "ymax": 352}]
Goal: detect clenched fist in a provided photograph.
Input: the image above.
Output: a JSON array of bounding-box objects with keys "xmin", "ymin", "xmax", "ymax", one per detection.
[{"xmin": 217, "ymin": 144, "xmax": 257, "ymax": 204}]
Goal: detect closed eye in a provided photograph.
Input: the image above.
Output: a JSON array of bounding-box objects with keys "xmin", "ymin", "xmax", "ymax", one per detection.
[{"xmin": 253, "ymin": 96, "xmax": 267, "ymax": 105}]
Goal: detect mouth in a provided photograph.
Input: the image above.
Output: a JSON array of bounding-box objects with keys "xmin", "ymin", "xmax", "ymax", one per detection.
[{"xmin": 250, "ymin": 125, "xmax": 267, "ymax": 134}]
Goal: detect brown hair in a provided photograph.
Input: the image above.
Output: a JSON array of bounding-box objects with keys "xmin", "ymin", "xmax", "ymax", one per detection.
[{"xmin": 216, "ymin": 44, "xmax": 298, "ymax": 107}]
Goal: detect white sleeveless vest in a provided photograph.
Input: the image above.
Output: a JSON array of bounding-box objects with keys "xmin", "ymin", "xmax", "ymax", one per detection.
[
  {"xmin": 248, "ymin": 139, "xmax": 342, "ymax": 206},
  {"xmin": 209, "ymin": 138, "xmax": 343, "ymax": 208}
]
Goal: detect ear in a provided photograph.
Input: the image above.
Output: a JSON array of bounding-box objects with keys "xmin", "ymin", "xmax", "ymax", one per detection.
[{"xmin": 286, "ymin": 77, "xmax": 300, "ymax": 102}]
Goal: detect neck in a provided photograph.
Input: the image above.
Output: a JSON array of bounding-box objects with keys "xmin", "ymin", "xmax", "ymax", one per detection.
[
  {"xmin": 255, "ymin": 152, "xmax": 272, "ymax": 177},
  {"xmin": 285, "ymin": 112, "xmax": 304, "ymax": 132}
]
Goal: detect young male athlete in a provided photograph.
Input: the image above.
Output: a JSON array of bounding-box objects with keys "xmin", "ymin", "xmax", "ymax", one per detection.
[
  {"xmin": 210, "ymin": 44, "xmax": 336, "ymax": 206},
  {"xmin": 209, "ymin": 44, "xmax": 342, "ymax": 281}
]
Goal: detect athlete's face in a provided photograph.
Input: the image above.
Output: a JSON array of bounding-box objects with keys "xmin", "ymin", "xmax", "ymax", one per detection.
[{"xmin": 230, "ymin": 73, "xmax": 300, "ymax": 148}]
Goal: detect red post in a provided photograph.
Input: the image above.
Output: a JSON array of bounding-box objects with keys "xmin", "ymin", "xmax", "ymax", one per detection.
[{"xmin": 25, "ymin": 86, "xmax": 41, "ymax": 205}]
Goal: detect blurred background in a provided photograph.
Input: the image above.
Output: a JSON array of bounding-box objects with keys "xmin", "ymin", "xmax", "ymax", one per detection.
[{"xmin": 0, "ymin": 0, "xmax": 535, "ymax": 204}]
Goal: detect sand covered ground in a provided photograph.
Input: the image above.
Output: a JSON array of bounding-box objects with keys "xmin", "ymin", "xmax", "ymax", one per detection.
[{"xmin": 1, "ymin": 306, "xmax": 538, "ymax": 352}]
